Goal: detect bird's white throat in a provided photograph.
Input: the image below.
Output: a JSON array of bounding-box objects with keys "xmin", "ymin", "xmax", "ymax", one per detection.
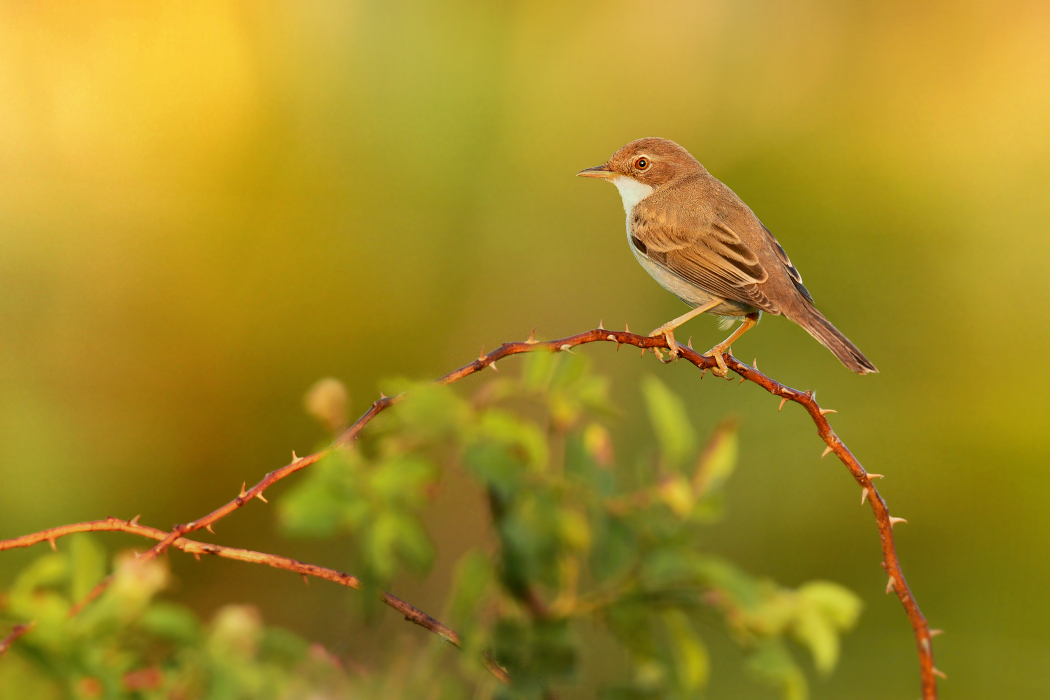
[{"xmin": 611, "ymin": 176, "xmax": 653, "ymax": 215}]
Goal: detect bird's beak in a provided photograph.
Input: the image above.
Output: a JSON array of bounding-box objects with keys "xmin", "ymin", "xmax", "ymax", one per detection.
[{"xmin": 577, "ymin": 164, "xmax": 615, "ymax": 179}]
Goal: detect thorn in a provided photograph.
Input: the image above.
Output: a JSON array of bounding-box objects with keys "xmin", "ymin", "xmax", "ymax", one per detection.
[
  {"xmin": 489, "ymin": 361, "xmax": 498, "ymax": 372},
  {"xmin": 129, "ymin": 514, "xmax": 141, "ymax": 526},
  {"xmin": 778, "ymin": 397, "xmax": 788, "ymax": 411},
  {"xmin": 738, "ymin": 376, "xmax": 745, "ymax": 384},
  {"xmin": 239, "ymin": 482, "xmax": 247, "ymax": 498},
  {"xmin": 193, "ymin": 552, "xmax": 201, "ymax": 561},
  {"xmin": 478, "ymin": 346, "xmax": 486, "ymax": 361},
  {"xmin": 206, "ymin": 524, "xmax": 215, "ymax": 534},
  {"xmin": 929, "ymin": 629, "xmax": 945, "ymax": 637},
  {"xmin": 598, "ymin": 319, "xmax": 604, "ymax": 329},
  {"xmin": 559, "ymin": 344, "xmax": 574, "ymax": 353},
  {"xmin": 301, "ymin": 573, "xmax": 310, "ymax": 585},
  {"xmin": 379, "ymin": 391, "xmax": 387, "ymax": 400},
  {"xmin": 889, "ymin": 516, "xmax": 907, "ymax": 526},
  {"xmin": 861, "ymin": 488, "xmax": 869, "ymax": 505},
  {"xmin": 640, "ymin": 347, "xmax": 646, "ymax": 358},
  {"xmin": 624, "ymin": 322, "xmax": 631, "ymax": 333},
  {"xmin": 255, "ymin": 492, "xmax": 268, "ymax": 503},
  {"xmin": 867, "ymin": 473, "xmax": 884, "ymax": 479},
  {"xmin": 886, "ymin": 576, "xmax": 896, "ymax": 594},
  {"xmin": 811, "ymin": 390, "xmax": 817, "ymax": 401},
  {"xmin": 687, "ymin": 336, "xmax": 693, "ymax": 349},
  {"xmin": 933, "ymin": 667, "xmax": 948, "ymax": 680},
  {"xmin": 526, "ymin": 329, "xmax": 537, "ymax": 344},
  {"xmin": 607, "ymin": 334, "xmax": 616, "ymax": 342},
  {"xmin": 47, "ymin": 537, "xmax": 57, "ymax": 552},
  {"xmin": 291, "ymin": 450, "xmax": 301, "ymax": 463},
  {"xmin": 819, "ymin": 408, "xmax": 837, "ymax": 415},
  {"xmin": 821, "ymin": 445, "xmax": 834, "ymax": 459}
]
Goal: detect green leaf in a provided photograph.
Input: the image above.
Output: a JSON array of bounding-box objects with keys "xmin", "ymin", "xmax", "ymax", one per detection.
[
  {"xmin": 475, "ymin": 410, "xmax": 549, "ymax": 470},
  {"xmin": 11, "ymin": 553, "xmax": 69, "ymax": 597},
  {"xmin": 278, "ymin": 450, "xmax": 363, "ymax": 538},
  {"xmin": 557, "ymin": 508, "xmax": 590, "ymax": 552},
  {"xmin": 68, "ymin": 535, "xmax": 106, "ymax": 602},
  {"xmin": 392, "ymin": 383, "xmax": 471, "ymax": 440},
  {"xmin": 369, "ymin": 454, "xmax": 437, "ymax": 508},
  {"xmin": 365, "ymin": 512, "xmax": 434, "ymax": 579},
  {"xmin": 640, "ymin": 375, "xmax": 696, "ymax": 470},
  {"xmin": 447, "ymin": 550, "xmax": 494, "ymax": 629},
  {"xmin": 660, "ymin": 609, "xmax": 709, "ymax": 692},
  {"xmin": 797, "ymin": 581, "xmax": 863, "ymax": 630},
  {"xmin": 692, "ymin": 419, "xmax": 738, "ymax": 498},
  {"xmin": 138, "ymin": 602, "xmax": 202, "ymax": 645},
  {"xmin": 792, "ymin": 581, "xmax": 863, "ymax": 673},
  {"xmin": 747, "ymin": 640, "xmax": 808, "ymax": 700},
  {"xmin": 590, "ymin": 513, "xmax": 637, "ymax": 583},
  {"xmin": 520, "ymin": 351, "xmax": 557, "ymax": 392},
  {"xmin": 657, "ymin": 475, "xmax": 695, "ymax": 518}
]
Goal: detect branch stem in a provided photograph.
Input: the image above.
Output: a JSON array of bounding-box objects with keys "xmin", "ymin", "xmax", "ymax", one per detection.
[{"xmin": 0, "ymin": 327, "xmax": 935, "ymax": 698}]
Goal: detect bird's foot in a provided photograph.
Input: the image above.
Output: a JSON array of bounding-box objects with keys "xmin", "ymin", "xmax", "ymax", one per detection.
[
  {"xmin": 702, "ymin": 343, "xmax": 731, "ymax": 377},
  {"xmin": 649, "ymin": 325, "xmax": 679, "ymax": 363}
]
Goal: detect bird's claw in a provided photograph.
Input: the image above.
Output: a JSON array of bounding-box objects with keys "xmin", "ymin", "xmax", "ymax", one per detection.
[
  {"xmin": 703, "ymin": 344, "xmax": 730, "ymax": 376},
  {"xmin": 649, "ymin": 326, "xmax": 679, "ymax": 362}
]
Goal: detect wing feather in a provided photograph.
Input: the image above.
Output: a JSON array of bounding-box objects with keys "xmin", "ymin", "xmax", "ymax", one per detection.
[{"xmin": 632, "ymin": 216, "xmax": 781, "ymax": 314}]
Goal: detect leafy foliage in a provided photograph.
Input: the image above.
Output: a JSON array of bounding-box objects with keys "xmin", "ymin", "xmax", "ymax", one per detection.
[{"xmin": 1, "ymin": 354, "xmax": 861, "ymax": 698}]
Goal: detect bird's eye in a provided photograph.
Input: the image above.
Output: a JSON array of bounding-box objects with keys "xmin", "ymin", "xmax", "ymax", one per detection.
[{"xmin": 635, "ymin": 157, "xmax": 650, "ymax": 170}]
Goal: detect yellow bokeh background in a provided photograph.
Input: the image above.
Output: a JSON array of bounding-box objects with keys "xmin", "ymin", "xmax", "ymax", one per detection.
[{"xmin": 2, "ymin": 1, "xmax": 1049, "ymax": 697}]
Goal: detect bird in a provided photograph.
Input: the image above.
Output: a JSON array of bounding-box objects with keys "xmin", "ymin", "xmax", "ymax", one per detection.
[{"xmin": 578, "ymin": 137, "xmax": 877, "ymax": 376}]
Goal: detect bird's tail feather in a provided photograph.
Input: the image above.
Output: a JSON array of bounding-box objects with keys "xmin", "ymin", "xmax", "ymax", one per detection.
[{"xmin": 789, "ymin": 304, "xmax": 878, "ymax": 374}]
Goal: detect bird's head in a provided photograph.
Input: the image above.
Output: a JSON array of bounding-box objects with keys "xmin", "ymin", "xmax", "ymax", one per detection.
[{"xmin": 577, "ymin": 137, "xmax": 703, "ymax": 212}]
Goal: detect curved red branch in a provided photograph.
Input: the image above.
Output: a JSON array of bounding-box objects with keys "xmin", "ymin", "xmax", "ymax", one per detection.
[
  {"xmin": 0, "ymin": 327, "xmax": 936, "ymax": 698},
  {"xmin": 0, "ymin": 518, "xmax": 509, "ymax": 684}
]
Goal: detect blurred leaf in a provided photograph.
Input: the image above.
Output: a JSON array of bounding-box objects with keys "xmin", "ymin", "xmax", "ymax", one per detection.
[
  {"xmin": 692, "ymin": 419, "xmax": 738, "ymax": 498},
  {"xmin": 138, "ymin": 602, "xmax": 202, "ymax": 645},
  {"xmin": 370, "ymin": 454, "xmax": 437, "ymax": 508},
  {"xmin": 660, "ymin": 609, "xmax": 709, "ymax": 692},
  {"xmin": 365, "ymin": 511, "xmax": 435, "ymax": 580},
  {"xmin": 520, "ymin": 352, "xmax": 557, "ymax": 392},
  {"xmin": 68, "ymin": 536, "xmax": 106, "ymax": 603},
  {"xmin": 657, "ymin": 475, "xmax": 695, "ymax": 518},
  {"xmin": 640, "ymin": 375, "xmax": 696, "ymax": 470},
  {"xmin": 797, "ymin": 581, "xmax": 863, "ymax": 630},
  {"xmin": 392, "ymin": 383, "xmax": 472, "ymax": 441},
  {"xmin": 558, "ymin": 509, "xmax": 590, "ymax": 552},
  {"xmin": 792, "ymin": 582, "xmax": 862, "ymax": 674},
  {"xmin": 11, "ymin": 554, "xmax": 69, "ymax": 597},
  {"xmin": 207, "ymin": 605, "xmax": 262, "ymax": 661},
  {"xmin": 447, "ymin": 550, "xmax": 495, "ymax": 630},
  {"xmin": 278, "ymin": 450, "xmax": 363, "ymax": 538},
  {"xmin": 747, "ymin": 640, "xmax": 808, "ymax": 700},
  {"xmin": 590, "ymin": 513, "xmax": 637, "ymax": 583},
  {"xmin": 478, "ymin": 410, "xmax": 549, "ymax": 470},
  {"xmin": 493, "ymin": 617, "xmax": 577, "ymax": 697}
]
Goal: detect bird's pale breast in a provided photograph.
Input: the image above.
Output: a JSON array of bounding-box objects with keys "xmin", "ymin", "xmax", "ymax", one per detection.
[{"xmin": 613, "ymin": 176, "xmax": 750, "ymax": 316}]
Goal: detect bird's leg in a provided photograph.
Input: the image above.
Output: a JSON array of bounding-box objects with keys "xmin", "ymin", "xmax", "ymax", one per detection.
[
  {"xmin": 703, "ymin": 312, "xmax": 760, "ymax": 376},
  {"xmin": 649, "ymin": 298, "xmax": 724, "ymax": 362}
]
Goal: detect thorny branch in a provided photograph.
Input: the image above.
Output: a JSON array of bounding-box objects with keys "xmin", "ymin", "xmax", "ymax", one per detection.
[
  {"xmin": 0, "ymin": 518, "xmax": 509, "ymax": 684},
  {"xmin": 0, "ymin": 327, "xmax": 938, "ymax": 698}
]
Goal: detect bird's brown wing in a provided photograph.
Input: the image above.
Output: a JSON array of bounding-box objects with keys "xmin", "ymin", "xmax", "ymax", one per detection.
[
  {"xmin": 631, "ymin": 216, "xmax": 782, "ymax": 314},
  {"xmin": 760, "ymin": 224, "xmax": 814, "ymax": 303}
]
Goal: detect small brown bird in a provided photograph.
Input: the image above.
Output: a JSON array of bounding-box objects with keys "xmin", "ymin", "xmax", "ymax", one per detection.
[{"xmin": 579, "ymin": 137, "xmax": 877, "ymax": 375}]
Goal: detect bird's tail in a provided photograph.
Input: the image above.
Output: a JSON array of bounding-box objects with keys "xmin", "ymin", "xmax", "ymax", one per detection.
[{"xmin": 788, "ymin": 304, "xmax": 878, "ymax": 374}]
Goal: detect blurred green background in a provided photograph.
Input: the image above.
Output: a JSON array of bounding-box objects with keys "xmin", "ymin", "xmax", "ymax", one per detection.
[{"xmin": 1, "ymin": 1, "xmax": 1048, "ymax": 697}]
